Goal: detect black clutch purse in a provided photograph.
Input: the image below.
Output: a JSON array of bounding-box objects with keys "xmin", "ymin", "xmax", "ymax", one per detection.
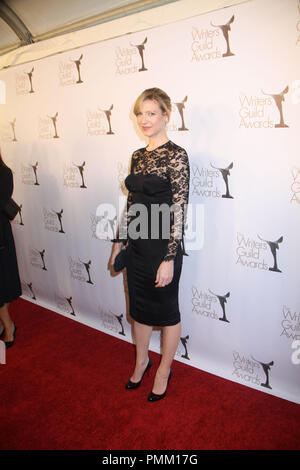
[
  {"xmin": 114, "ymin": 247, "xmax": 129, "ymax": 272},
  {"xmin": 4, "ymin": 198, "xmax": 20, "ymax": 220}
]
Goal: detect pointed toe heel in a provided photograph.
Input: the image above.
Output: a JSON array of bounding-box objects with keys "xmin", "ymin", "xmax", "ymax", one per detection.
[
  {"xmin": 125, "ymin": 358, "xmax": 152, "ymax": 390},
  {"xmin": 147, "ymin": 369, "xmax": 173, "ymax": 402}
]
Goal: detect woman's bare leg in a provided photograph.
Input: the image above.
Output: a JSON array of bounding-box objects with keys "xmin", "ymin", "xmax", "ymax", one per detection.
[
  {"xmin": 151, "ymin": 322, "xmax": 181, "ymax": 395},
  {"xmin": 129, "ymin": 320, "xmax": 153, "ymax": 382},
  {"xmin": 0, "ymin": 303, "xmax": 14, "ymax": 342}
]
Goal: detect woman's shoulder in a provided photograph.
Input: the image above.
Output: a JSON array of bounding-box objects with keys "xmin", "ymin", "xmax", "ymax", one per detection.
[
  {"xmin": 167, "ymin": 141, "xmax": 188, "ymax": 157},
  {"xmin": 0, "ymin": 164, "xmax": 12, "ymax": 178}
]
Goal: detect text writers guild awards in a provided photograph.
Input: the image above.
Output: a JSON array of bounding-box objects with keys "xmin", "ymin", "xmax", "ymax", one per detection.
[
  {"xmin": 258, "ymin": 234, "xmax": 283, "ymax": 272},
  {"xmin": 261, "ymin": 86, "xmax": 289, "ymax": 128},
  {"xmin": 174, "ymin": 96, "xmax": 189, "ymax": 131},
  {"xmin": 180, "ymin": 335, "xmax": 190, "ymax": 360},
  {"xmin": 210, "ymin": 162, "xmax": 234, "ymax": 198},
  {"xmin": 211, "ymin": 15, "xmax": 235, "ymax": 57},
  {"xmin": 130, "ymin": 37, "xmax": 148, "ymax": 71},
  {"xmin": 74, "ymin": 161, "xmax": 87, "ymax": 188},
  {"xmin": 10, "ymin": 118, "xmax": 17, "ymax": 141},
  {"xmin": 26, "ymin": 67, "xmax": 34, "ymax": 93},
  {"xmin": 98, "ymin": 105, "xmax": 114, "ymax": 134},
  {"xmin": 209, "ymin": 290, "xmax": 230, "ymax": 323},
  {"xmin": 71, "ymin": 54, "xmax": 83, "ymax": 83},
  {"xmin": 251, "ymin": 356, "xmax": 274, "ymax": 389}
]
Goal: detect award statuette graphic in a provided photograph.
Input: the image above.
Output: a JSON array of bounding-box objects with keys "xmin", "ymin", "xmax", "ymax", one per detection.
[
  {"xmin": 18, "ymin": 204, "xmax": 24, "ymax": 225},
  {"xmin": 38, "ymin": 249, "xmax": 47, "ymax": 271},
  {"xmin": 258, "ymin": 234, "xmax": 283, "ymax": 272},
  {"xmin": 180, "ymin": 335, "xmax": 190, "ymax": 360},
  {"xmin": 211, "ymin": 162, "xmax": 234, "ymax": 198},
  {"xmin": 80, "ymin": 259, "xmax": 94, "ymax": 284},
  {"xmin": 251, "ymin": 356, "xmax": 274, "ymax": 389},
  {"xmin": 10, "ymin": 118, "xmax": 17, "ymax": 142},
  {"xmin": 74, "ymin": 161, "xmax": 87, "ymax": 188},
  {"xmin": 53, "ymin": 209, "xmax": 65, "ymax": 233},
  {"xmin": 209, "ymin": 289, "xmax": 230, "ymax": 323},
  {"xmin": 115, "ymin": 314, "xmax": 125, "ymax": 336},
  {"xmin": 66, "ymin": 296, "xmax": 75, "ymax": 316},
  {"xmin": 211, "ymin": 15, "xmax": 235, "ymax": 57},
  {"xmin": 31, "ymin": 162, "xmax": 40, "ymax": 185},
  {"xmin": 71, "ymin": 54, "xmax": 83, "ymax": 83},
  {"xmin": 49, "ymin": 112, "xmax": 59, "ymax": 138},
  {"xmin": 26, "ymin": 282, "xmax": 36, "ymax": 300},
  {"xmin": 174, "ymin": 96, "xmax": 189, "ymax": 131},
  {"xmin": 130, "ymin": 37, "xmax": 148, "ymax": 71},
  {"xmin": 98, "ymin": 105, "xmax": 114, "ymax": 135},
  {"xmin": 26, "ymin": 67, "xmax": 34, "ymax": 93},
  {"xmin": 261, "ymin": 86, "xmax": 289, "ymax": 128}
]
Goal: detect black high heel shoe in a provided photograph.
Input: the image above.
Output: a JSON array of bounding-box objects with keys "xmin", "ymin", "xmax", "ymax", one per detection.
[
  {"xmin": 4, "ymin": 324, "xmax": 17, "ymax": 349},
  {"xmin": 125, "ymin": 358, "xmax": 152, "ymax": 390},
  {"xmin": 147, "ymin": 369, "xmax": 173, "ymax": 402}
]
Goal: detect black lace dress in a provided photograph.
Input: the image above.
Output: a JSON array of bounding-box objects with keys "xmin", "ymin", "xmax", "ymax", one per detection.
[
  {"xmin": 0, "ymin": 166, "xmax": 22, "ymax": 307},
  {"xmin": 120, "ymin": 140, "xmax": 189, "ymax": 326}
]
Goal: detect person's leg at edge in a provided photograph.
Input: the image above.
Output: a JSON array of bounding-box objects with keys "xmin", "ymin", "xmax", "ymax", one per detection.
[
  {"xmin": 0, "ymin": 303, "xmax": 14, "ymax": 342},
  {"xmin": 151, "ymin": 322, "xmax": 181, "ymax": 395},
  {"xmin": 129, "ymin": 320, "xmax": 153, "ymax": 383}
]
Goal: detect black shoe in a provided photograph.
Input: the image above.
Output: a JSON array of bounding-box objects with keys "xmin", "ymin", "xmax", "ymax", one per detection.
[
  {"xmin": 147, "ymin": 369, "xmax": 173, "ymax": 402},
  {"xmin": 4, "ymin": 324, "xmax": 17, "ymax": 349},
  {"xmin": 125, "ymin": 358, "xmax": 152, "ymax": 390}
]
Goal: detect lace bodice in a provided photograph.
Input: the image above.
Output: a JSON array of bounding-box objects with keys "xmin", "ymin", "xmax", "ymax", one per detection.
[{"xmin": 117, "ymin": 140, "xmax": 190, "ymax": 261}]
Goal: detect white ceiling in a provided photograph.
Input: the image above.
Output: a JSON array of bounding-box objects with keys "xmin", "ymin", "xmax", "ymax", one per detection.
[{"xmin": 0, "ymin": 0, "xmax": 179, "ymax": 55}]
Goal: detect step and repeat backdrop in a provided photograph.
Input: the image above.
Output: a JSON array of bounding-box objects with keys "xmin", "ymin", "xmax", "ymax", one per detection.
[{"xmin": 0, "ymin": 0, "xmax": 299, "ymax": 403}]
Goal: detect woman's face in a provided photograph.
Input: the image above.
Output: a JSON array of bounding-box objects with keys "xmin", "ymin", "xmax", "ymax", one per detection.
[{"xmin": 136, "ymin": 99, "xmax": 168, "ymax": 140}]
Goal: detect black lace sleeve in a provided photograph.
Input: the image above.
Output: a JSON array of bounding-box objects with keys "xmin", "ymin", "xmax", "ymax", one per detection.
[
  {"xmin": 164, "ymin": 147, "xmax": 190, "ymax": 261},
  {"xmin": 0, "ymin": 167, "xmax": 13, "ymax": 211}
]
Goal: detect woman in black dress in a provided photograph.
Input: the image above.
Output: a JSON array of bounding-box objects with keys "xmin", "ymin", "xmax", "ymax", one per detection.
[
  {"xmin": 111, "ymin": 88, "xmax": 189, "ymax": 401},
  {"xmin": 0, "ymin": 152, "xmax": 21, "ymax": 348}
]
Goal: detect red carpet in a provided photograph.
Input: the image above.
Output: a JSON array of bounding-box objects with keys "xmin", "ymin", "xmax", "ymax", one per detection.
[{"xmin": 0, "ymin": 298, "xmax": 299, "ymax": 451}]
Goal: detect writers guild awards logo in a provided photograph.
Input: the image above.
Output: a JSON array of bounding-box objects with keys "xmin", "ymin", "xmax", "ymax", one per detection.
[
  {"xmin": 91, "ymin": 206, "xmax": 117, "ymax": 241},
  {"xmin": 86, "ymin": 105, "xmax": 114, "ymax": 136},
  {"xmin": 38, "ymin": 113, "xmax": 59, "ymax": 139},
  {"xmin": 281, "ymin": 305, "xmax": 300, "ymax": 341},
  {"xmin": 63, "ymin": 161, "xmax": 87, "ymax": 188},
  {"xmin": 59, "ymin": 54, "xmax": 83, "ymax": 86},
  {"xmin": 15, "ymin": 67, "xmax": 35, "ymax": 94},
  {"xmin": 177, "ymin": 335, "xmax": 190, "ymax": 360},
  {"xmin": 21, "ymin": 161, "xmax": 39, "ymax": 185},
  {"xmin": 290, "ymin": 167, "xmax": 300, "ymax": 204},
  {"xmin": 232, "ymin": 351, "xmax": 274, "ymax": 389},
  {"xmin": 115, "ymin": 37, "xmax": 148, "ymax": 75},
  {"xmin": 29, "ymin": 248, "xmax": 47, "ymax": 271},
  {"xmin": 239, "ymin": 86, "xmax": 289, "ymax": 129},
  {"xmin": 68, "ymin": 256, "xmax": 94, "ymax": 285},
  {"xmin": 43, "ymin": 208, "xmax": 65, "ymax": 233},
  {"xmin": 191, "ymin": 14, "xmax": 234, "ymax": 62},
  {"xmin": 191, "ymin": 161, "xmax": 234, "ymax": 199},
  {"xmin": 236, "ymin": 232, "xmax": 283, "ymax": 272},
  {"xmin": 98, "ymin": 307, "xmax": 126, "ymax": 336},
  {"xmin": 192, "ymin": 286, "xmax": 231, "ymax": 323},
  {"xmin": 21, "ymin": 281, "xmax": 36, "ymax": 300},
  {"xmin": 56, "ymin": 295, "xmax": 76, "ymax": 316},
  {"xmin": 168, "ymin": 96, "xmax": 189, "ymax": 132}
]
